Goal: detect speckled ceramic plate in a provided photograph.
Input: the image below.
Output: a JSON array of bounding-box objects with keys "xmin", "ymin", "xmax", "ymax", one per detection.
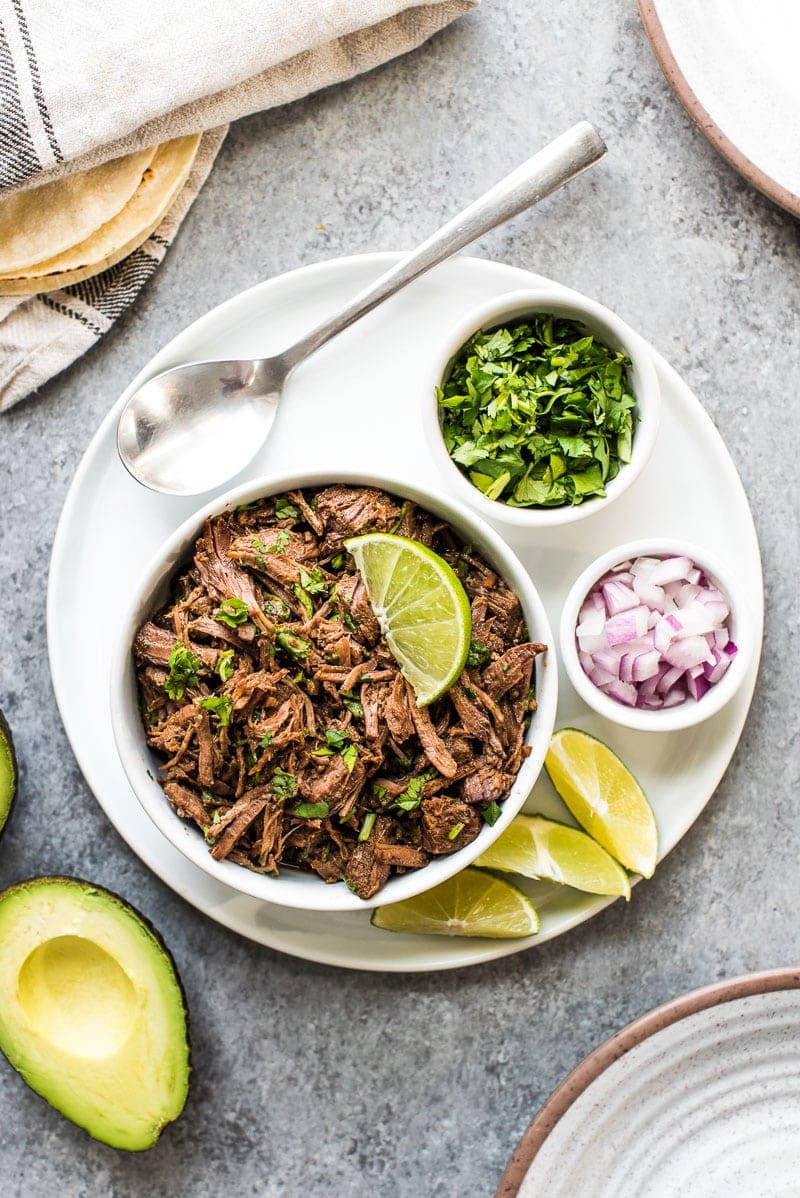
[
  {"xmin": 640, "ymin": 0, "xmax": 800, "ymax": 217},
  {"xmin": 47, "ymin": 254, "xmax": 763, "ymax": 972},
  {"xmin": 499, "ymin": 968, "xmax": 800, "ymax": 1197}
]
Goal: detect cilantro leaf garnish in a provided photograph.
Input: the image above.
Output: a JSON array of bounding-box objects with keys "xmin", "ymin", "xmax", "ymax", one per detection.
[
  {"xmin": 271, "ymin": 767, "xmax": 297, "ymax": 799},
  {"xmin": 164, "ymin": 642, "xmax": 204, "ymax": 700},
  {"xmin": 294, "ymin": 801, "xmax": 329, "ymax": 819},
  {"xmin": 269, "ymin": 529, "xmax": 291, "ymax": 554},
  {"xmin": 216, "ymin": 649, "xmax": 235, "ymax": 682},
  {"xmin": 341, "ymin": 742, "xmax": 358, "ymax": 773},
  {"xmin": 274, "ymin": 497, "xmax": 299, "ymax": 520},
  {"xmin": 393, "ymin": 769, "xmax": 437, "ymax": 812},
  {"xmin": 215, "ymin": 596, "xmax": 249, "ymax": 628},
  {"xmin": 482, "ymin": 800, "xmax": 502, "ymax": 826},
  {"xmin": 324, "ymin": 728, "xmax": 349, "ymax": 750},
  {"xmin": 466, "ymin": 639, "xmax": 492, "ymax": 668},
  {"xmin": 198, "ymin": 695, "xmax": 233, "ymax": 726},
  {"xmin": 437, "ymin": 315, "xmax": 637, "ymax": 508}
]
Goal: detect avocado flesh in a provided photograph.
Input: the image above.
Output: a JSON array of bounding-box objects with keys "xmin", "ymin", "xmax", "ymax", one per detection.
[
  {"xmin": 0, "ymin": 878, "xmax": 189, "ymax": 1150},
  {"xmin": 0, "ymin": 710, "xmax": 17, "ymax": 835}
]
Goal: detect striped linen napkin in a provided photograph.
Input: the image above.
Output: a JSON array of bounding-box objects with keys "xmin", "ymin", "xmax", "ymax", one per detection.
[{"xmin": 0, "ymin": 0, "xmax": 475, "ymax": 410}]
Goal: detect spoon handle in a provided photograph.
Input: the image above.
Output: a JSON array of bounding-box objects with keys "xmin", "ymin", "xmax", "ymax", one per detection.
[{"xmin": 278, "ymin": 121, "xmax": 606, "ymax": 373}]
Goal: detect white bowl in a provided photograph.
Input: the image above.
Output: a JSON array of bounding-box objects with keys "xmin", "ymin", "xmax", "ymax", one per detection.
[
  {"xmin": 423, "ymin": 288, "xmax": 661, "ymax": 528},
  {"xmin": 110, "ymin": 470, "xmax": 558, "ymax": 911},
  {"xmin": 559, "ymin": 538, "xmax": 753, "ymax": 732}
]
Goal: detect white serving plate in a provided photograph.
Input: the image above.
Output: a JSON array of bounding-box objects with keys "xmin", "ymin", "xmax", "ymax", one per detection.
[
  {"xmin": 47, "ymin": 253, "xmax": 763, "ymax": 972},
  {"xmin": 640, "ymin": 0, "xmax": 800, "ymax": 217},
  {"xmin": 501, "ymin": 969, "xmax": 800, "ymax": 1197}
]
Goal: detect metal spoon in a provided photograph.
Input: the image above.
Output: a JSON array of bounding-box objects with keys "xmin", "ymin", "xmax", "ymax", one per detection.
[{"xmin": 117, "ymin": 121, "xmax": 606, "ymax": 495}]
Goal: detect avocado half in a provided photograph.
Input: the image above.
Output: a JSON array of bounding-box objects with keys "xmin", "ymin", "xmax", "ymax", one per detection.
[
  {"xmin": 0, "ymin": 709, "xmax": 17, "ymax": 837},
  {"xmin": 0, "ymin": 877, "xmax": 190, "ymax": 1150}
]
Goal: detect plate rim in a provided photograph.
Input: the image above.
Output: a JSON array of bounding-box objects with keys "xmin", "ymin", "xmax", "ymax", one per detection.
[
  {"xmin": 497, "ymin": 965, "xmax": 800, "ymax": 1196},
  {"xmin": 46, "ymin": 251, "xmax": 764, "ymax": 972},
  {"xmin": 638, "ymin": 0, "xmax": 800, "ymax": 219}
]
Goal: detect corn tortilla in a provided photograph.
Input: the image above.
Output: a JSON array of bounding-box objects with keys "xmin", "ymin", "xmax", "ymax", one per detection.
[
  {"xmin": 0, "ymin": 136, "xmax": 200, "ymax": 296},
  {"xmin": 0, "ymin": 147, "xmax": 157, "ymax": 274}
]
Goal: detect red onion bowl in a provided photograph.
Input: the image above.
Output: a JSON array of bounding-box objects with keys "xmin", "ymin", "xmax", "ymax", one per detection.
[{"xmin": 559, "ymin": 539, "xmax": 754, "ymax": 732}]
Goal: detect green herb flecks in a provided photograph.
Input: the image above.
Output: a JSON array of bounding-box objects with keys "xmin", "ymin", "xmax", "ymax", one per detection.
[
  {"xmin": 270, "ymin": 529, "xmax": 291, "ymax": 555},
  {"xmin": 437, "ymin": 316, "xmax": 637, "ymax": 508},
  {"xmin": 294, "ymin": 801, "xmax": 329, "ymax": 819},
  {"xmin": 216, "ymin": 649, "xmax": 235, "ymax": 682},
  {"xmin": 274, "ymin": 497, "xmax": 299, "ymax": 521},
  {"xmin": 359, "ymin": 812, "xmax": 377, "ymax": 842},
  {"xmin": 276, "ymin": 630, "xmax": 311, "ymax": 659},
  {"xmin": 482, "ymin": 800, "xmax": 502, "ymax": 826},
  {"xmin": 448, "ymin": 821, "xmax": 465, "ymax": 840},
  {"xmin": 271, "ymin": 768, "xmax": 297, "ymax": 799},
  {"xmin": 164, "ymin": 642, "xmax": 204, "ymax": 700},
  {"xmin": 198, "ymin": 695, "xmax": 233, "ymax": 726},
  {"xmin": 341, "ymin": 742, "xmax": 359, "ymax": 773},
  {"xmin": 215, "ymin": 597, "xmax": 249, "ymax": 628},
  {"xmin": 393, "ymin": 769, "xmax": 437, "ymax": 812},
  {"xmin": 466, "ymin": 639, "xmax": 492, "ymax": 668}
]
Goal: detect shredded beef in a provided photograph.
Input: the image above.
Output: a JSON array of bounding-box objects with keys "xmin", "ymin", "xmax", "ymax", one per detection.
[{"xmin": 134, "ymin": 485, "xmax": 546, "ymax": 899}]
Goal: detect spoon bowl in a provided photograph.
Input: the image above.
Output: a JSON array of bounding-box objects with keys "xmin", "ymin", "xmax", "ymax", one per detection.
[{"xmin": 117, "ymin": 358, "xmax": 283, "ymax": 494}]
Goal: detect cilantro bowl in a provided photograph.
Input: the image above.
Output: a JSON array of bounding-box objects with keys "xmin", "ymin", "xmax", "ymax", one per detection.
[
  {"xmin": 110, "ymin": 469, "xmax": 558, "ymax": 913},
  {"xmin": 424, "ymin": 289, "xmax": 661, "ymax": 527}
]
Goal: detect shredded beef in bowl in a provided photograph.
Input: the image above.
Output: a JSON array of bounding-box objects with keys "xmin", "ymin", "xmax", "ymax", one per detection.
[{"xmin": 132, "ymin": 485, "xmax": 546, "ymax": 901}]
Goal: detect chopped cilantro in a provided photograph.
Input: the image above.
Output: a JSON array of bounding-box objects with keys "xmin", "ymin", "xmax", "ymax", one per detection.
[
  {"xmin": 276, "ymin": 630, "xmax": 311, "ymax": 659},
  {"xmin": 341, "ymin": 742, "xmax": 359, "ymax": 773},
  {"xmin": 324, "ymin": 728, "xmax": 349, "ymax": 750},
  {"xmin": 164, "ymin": 642, "xmax": 203, "ymax": 700},
  {"xmin": 393, "ymin": 769, "xmax": 437, "ymax": 812},
  {"xmin": 294, "ymin": 801, "xmax": 329, "ymax": 819},
  {"xmin": 466, "ymin": 639, "xmax": 492, "ymax": 668},
  {"xmin": 299, "ymin": 566, "xmax": 327, "ymax": 595},
  {"xmin": 251, "ymin": 537, "xmax": 267, "ymax": 553},
  {"xmin": 258, "ymin": 732, "xmax": 273, "ymax": 749},
  {"xmin": 342, "ymin": 609, "xmax": 357, "ymax": 634},
  {"xmin": 311, "ymin": 746, "xmax": 334, "ymax": 757},
  {"xmin": 482, "ymin": 800, "xmax": 502, "ymax": 826},
  {"xmin": 341, "ymin": 695, "xmax": 363, "ymax": 720},
  {"xmin": 264, "ymin": 594, "xmax": 290, "ymax": 620},
  {"xmin": 293, "ymin": 583, "xmax": 314, "ymax": 620},
  {"xmin": 330, "ymin": 552, "xmax": 345, "ymax": 570},
  {"xmin": 358, "ymin": 812, "xmax": 377, "ymax": 842},
  {"xmin": 271, "ymin": 768, "xmax": 297, "ymax": 799},
  {"xmin": 270, "ymin": 529, "xmax": 291, "ymax": 554},
  {"xmin": 216, "ymin": 649, "xmax": 235, "ymax": 682},
  {"xmin": 438, "ymin": 316, "xmax": 637, "ymax": 508},
  {"xmin": 198, "ymin": 695, "xmax": 233, "ymax": 726},
  {"xmin": 274, "ymin": 497, "xmax": 299, "ymax": 520},
  {"xmin": 371, "ymin": 783, "xmax": 387, "ymax": 801},
  {"xmin": 448, "ymin": 821, "xmax": 465, "ymax": 840},
  {"xmin": 215, "ymin": 596, "xmax": 249, "ymax": 628}
]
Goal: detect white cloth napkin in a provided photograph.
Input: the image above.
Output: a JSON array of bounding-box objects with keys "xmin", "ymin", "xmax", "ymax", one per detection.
[{"xmin": 0, "ymin": 0, "xmax": 475, "ymax": 409}]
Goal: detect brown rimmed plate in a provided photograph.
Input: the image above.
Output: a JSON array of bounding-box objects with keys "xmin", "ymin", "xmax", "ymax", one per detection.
[
  {"xmin": 499, "ymin": 967, "xmax": 800, "ymax": 1196},
  {"xmin": 639, "ymin": 0, "xmax": 800, "ymax": 219}
]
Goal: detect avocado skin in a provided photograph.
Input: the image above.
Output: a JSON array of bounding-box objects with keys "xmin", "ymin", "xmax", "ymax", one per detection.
[
  {"xmin": 0, "ymin": 708, "xmax": 17, "ymax": 839},
  {"xmin": 0, "ymin": 876, "xmax": 191, "ymax": 1150}
]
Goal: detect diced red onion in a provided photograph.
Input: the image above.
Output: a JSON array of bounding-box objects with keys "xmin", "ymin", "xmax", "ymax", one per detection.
[{"xmin": 575, "ymin": 552, "xmax": 738, "ymax": 712}]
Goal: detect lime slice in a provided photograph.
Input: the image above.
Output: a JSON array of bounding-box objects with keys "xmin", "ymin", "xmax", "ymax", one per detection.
[
  {"xmin": 370, "ymin": 867, "xmax": 539, "ymax": 938},
  {"xmin": 545, "ymin": 729, "xmax": 658, "ymax": 878},
  {"xmin": 475, "ymin": 814, "xmax": 631, "ymax": 898},
  {"xmin": 344, "ymin": 532, "xmax": 471, "ymax": 706}
]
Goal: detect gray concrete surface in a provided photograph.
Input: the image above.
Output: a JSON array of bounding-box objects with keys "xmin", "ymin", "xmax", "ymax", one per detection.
[{"xmin": 1, "ymin": 1, "xmax": 798, "ymax": 1194}]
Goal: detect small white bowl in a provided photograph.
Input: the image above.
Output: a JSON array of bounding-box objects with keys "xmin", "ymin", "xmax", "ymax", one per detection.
[
  {"xmin": 559, "ymin": 538, "xmax": 753, "ymax": 732},
  {"xmin": 110, "ymin": 469, "xmax": 558, "ymax": 912},
  {"xmin": 423, "ymin": 288, "xmax": 661, "ymax": 528}
]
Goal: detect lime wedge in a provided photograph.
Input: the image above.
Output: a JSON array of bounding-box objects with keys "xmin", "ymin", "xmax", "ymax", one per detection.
[
  {"xmin": 344, "ymin": 532, "xmax": 471, "ymax": 706},
  {"xmin": 370, "ymin": 867, "xmax": 539, "ymax": 938},
  {"xmin": 545, "ymin": 729, "xmax": 658, "ymax": 878},
  {"xmin": 475, "ymin": 813, "xmax": 631, "ymax": 898}
]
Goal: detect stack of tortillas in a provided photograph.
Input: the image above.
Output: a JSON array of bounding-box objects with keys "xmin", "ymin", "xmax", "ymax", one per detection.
[{"xmin": 0, "ymin": 134, "xmax": 200, "ymax": 295}]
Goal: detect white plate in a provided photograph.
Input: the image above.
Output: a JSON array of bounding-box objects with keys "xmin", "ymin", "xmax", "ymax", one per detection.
[
  {"xmin": 640, "ymin": 0, "xmax": 800, "ymax": 217},
  {"xmin": 47, "ymin": 254, "xmax": 763, "ymax": 973},
  {"xmin": 503, "ymin": 970, "xmax": 800, "ymax": 1197}
]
